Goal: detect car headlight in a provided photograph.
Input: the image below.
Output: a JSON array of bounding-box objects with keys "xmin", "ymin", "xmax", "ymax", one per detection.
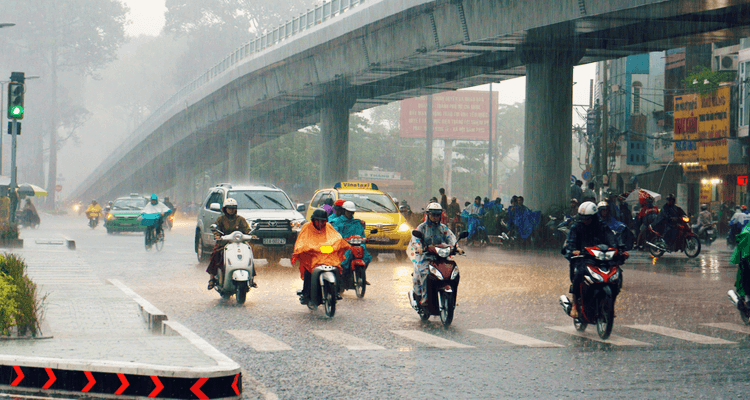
[
  {"xmin": 429, "ymin": 265, "xmax": 444, "ymax": 280},
  {"xmin": 398, "ymin": 223, "xmax": 410, "ymax": 232},
  {"xmin": 291, "ymin": 219, "xmax": 305, "ymax": 232},
  {"xmin": 106, "ymin": 214, "xmax": 114, "ymax": 220}
]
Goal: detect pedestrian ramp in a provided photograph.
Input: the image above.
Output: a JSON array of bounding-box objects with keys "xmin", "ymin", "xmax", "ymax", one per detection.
[{"xmin": 225, "ymin": 323, "xmax": 747, "ymax": 352}]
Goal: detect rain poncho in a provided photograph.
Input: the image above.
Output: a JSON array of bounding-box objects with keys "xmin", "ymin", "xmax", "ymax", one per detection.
[
  {"xmin": 510, "ymin": 205, "xmax": 541, "ymax": 240},
  {"xmin": 140, "ymin": 201, "xmax": 172, "ymax": 227},
  {"xmin": 730, "ymin": 224, "xmax": 750, "ymax": 297},
  {"xmin": 407, "ymin": 220, "xmax": 457, "ymax": 299},
  {"xmin": 291, "ymin": 221, "xmax": 350, "ymax": 279},
  {"xmin": 332, "ymin": 216, "xmax": 372, "ymax": 269}
]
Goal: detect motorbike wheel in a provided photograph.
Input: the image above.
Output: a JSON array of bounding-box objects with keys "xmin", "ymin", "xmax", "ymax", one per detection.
[
  {"xmin": 418, "ymin": 307, "xmax": 431, "ymax": 321},
  {"xmin": 684, "ymin": 236, "xmax": 701, "ymax": 258},
  {"xmin": 574, "ymin": 319, "xmax": 587, "ymax": 332},
  {"xmin": 648, "ymin": 238, "xmax": 666, "ymax": 258},
  {"xmin": 196, "ymin": 234, "xmax": 208, "ymax": 262},
  {"xmin": 235, "ymin": 281, "xmax": 248, "ymax": 305},
  {"xmin": 323, "ymin": 281, "xmax": 336, "ymax": 317},
  {"xmin": 354, "ymin": 267, "xmax": 366, "ymax": 298},
  {"xmin": 155, "ymin": 232, "xmax": 164, "ymax": 252},
  {"xmin": 596, "ymin": 295, "xmax": 615, "ymax": 340},
  {"xmin": 438, "ymin": 291, "xmax": 455, "ymax": 329}
]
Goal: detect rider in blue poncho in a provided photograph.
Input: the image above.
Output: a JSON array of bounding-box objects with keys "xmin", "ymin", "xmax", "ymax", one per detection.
[
  {"xmin": 508, "ymin": 196, "xmax": 540, "ymax": 240},
  {"xmin": 332, "ymin": 201, "xmax": 372, "ymax": 274}
]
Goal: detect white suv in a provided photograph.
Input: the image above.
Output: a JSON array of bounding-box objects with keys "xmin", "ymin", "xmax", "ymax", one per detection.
[{"xmin": 195, "ymin": 183, "xmax": 306, "ymax": 265}]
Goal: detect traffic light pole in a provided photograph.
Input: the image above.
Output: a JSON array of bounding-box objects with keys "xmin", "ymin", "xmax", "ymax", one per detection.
[{"xmin": 8, "ymin": 119, "xmax": 18, "ymax": 223}]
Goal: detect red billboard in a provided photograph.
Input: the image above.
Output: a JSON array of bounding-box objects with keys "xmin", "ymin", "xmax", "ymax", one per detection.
[{"xmin": 400, "ymin": 91, "xmax": 498, "ymax": 140}]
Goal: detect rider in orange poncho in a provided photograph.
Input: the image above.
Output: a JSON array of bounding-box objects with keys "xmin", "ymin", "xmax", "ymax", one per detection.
[{"xmin": 292, "ymin": 209, "xmax": 350, "ymax": 304}]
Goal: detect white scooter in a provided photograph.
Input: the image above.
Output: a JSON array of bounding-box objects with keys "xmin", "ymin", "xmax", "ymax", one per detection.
[{"xmin": 211, "ymin": 224, "xmax": 256, "ymax": 305}]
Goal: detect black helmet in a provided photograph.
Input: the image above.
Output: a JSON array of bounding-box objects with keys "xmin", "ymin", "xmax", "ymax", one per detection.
[
  {"xmin": 311, "ymin": 208, "xmax": 328, "ymax": 221},
  {"xmin": 667, "ymin": 193, "xmax": 676, "ymax": 201},
  {"xmin": 701, "ymin": 204, "xmax": 708, "ymax": 211}
]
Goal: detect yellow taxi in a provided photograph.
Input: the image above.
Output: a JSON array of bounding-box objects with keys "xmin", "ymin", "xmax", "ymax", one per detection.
[{"xmin": 305, "ymin": 182, "xmax": 411, "ymax": 260}]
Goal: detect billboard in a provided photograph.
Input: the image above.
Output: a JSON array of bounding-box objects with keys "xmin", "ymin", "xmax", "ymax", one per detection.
[
  {"xmin": 400, "ymin": 91, "xmax": 498, "ymax": 140},
  {"xmin": 673, "ymin": 86, "xmax": 731, "ymax": 165}
]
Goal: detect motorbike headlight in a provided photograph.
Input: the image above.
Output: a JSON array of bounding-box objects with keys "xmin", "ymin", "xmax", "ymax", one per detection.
[
  {"xmin": 605, "ymin": 250, "xmax": 616, "ymax": 260},
  {"xmin": 429, "ymin": 265, "xmax": 444, "ymax": 280},
  {"xmin": 586, "ymin": 266, "xmax": 604, "ymax": 282},
  {"xmin": 437, "ymin": 247, "xmax": 451, "ymax": 258},
  {"xmin": 451, "ymin": 266, "xmax": 459, "ymax": 280},
  {"xmin": 398, "ymin": 223, "xmax": 410, "ymax": 232},
  {"xmin": 611, "ymin": 270, "xmax": 621, "ymax": 282},
  {"xmin": 348, "ymin": 238, "xmax": 364, "ymax": 245},
  {"xmin": 291, "ymin": 219, "xmax": 305, "ymax": 232},
  {"xmin": 106, "ymin": 214, "xmax": 114, "ymax": 220},
  {"xmin": 682, "ymin": 216, "xmax": 689, "ymax": 223}
]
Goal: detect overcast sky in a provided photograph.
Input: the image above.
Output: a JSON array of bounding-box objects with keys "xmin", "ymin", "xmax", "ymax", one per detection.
[{"xmin": 123, "ymin": 0, "xmax": 166, "ymax": 37}]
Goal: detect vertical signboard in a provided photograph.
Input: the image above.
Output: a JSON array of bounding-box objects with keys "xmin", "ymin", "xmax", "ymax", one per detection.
[
  {"xmin": 699, "ymin": 181, "xmax": 712, "ymax": 203},
  {"xmin": 673, "ymin": 94, "xmax": 698, "ymax": 162},
  {"xmin": 696, "ymin": 86, "xmax": 730, "ymax": 165}
]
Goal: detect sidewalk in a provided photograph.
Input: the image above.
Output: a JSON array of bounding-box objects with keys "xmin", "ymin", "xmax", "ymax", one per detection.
[{"xmin": 0, "ymin": 227, "xmax": 241, "ymax": 399}]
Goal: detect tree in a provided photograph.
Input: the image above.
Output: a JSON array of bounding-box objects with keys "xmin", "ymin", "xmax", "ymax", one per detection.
[
  {"xmin": 682, "ymin": 66, "xmax": 736, "ymax": 95},
  {"xmin": 0, "ymin": 0, "xmax": 128, "ymax": 207}
]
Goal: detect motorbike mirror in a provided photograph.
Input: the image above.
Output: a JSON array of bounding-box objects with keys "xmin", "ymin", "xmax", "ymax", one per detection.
[
  {"xmin": 210, "ymin": 224, "xmax": 223, "ymax": 235},
  {"xmin": 411, "ymin": 230, "xmax": 423, "ymax": 239},
  {"xmin": 458, "ymin": 231, "xmax": 469, "ymax": 240}
]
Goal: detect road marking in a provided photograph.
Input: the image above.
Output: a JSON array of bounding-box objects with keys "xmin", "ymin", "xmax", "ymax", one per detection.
[
  {"xmin": 227, "ymin": 330, "xmax": 293, "ymax": 352},
  {"xmin": 470, "ymin": 328, "xmax": 563, "ymax": 347},
  {"xmin": 311, "ymin": 330, "xmax": 385, "ymax": 350},
  {"xmin": 390, "ymin": 330, "xmax": 473, "ymax": 349},
  {"xmin": 702, "ymin": 322, "xmax": 750, "ymax": 334},
  {"xmin": 547, "ymin": 326, "xmax": 652, "ymax": 346},
  {"xmin": 625, "ymin": 325, "xmax": 736, "ymax": 345}
]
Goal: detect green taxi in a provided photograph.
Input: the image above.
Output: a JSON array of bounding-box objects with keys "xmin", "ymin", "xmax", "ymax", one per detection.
[{"xmin": 105, "ymin": 194, "xmax": 149, "ymax": 234}]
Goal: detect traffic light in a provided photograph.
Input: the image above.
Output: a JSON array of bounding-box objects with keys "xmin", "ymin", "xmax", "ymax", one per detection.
[{"xmin": 7, "ymin": 82, "xmax": 24, "ymax": 120}]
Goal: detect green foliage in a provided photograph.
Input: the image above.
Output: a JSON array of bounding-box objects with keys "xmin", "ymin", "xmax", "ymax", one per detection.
[
  {"xmin": 681, "ymin": 67, "xmax": 736, "ymax": 95},
  {"xmin": 0, "ymin": 274, "xmax": 18, "ymax": 335},
  {"xmin": 0, "ymin": 224, "xmax": 19, "ymax": 240},
  {"xmin": 0, "ymin": 254, "xmax": 46, "ymax": 337}
]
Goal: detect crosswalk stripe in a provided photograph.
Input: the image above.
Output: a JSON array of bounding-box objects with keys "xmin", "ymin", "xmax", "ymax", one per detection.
[
  {"xmin": 311, "ymin": 330, "xmax": 386, "ymax": 350},
  {"xmin": 470, "ymin": 328, "xmax": 563, "ymax": 348},
  {"xmin": 227, "ymin": 330, "xmax": 293, "ymax": 352},
  {"xmin": 625, "ymin": 324, "xmax": 736, "ymax": 345},
  {"xmin": 547, "ymin": 326, "xmax": 652, "ymax": 346},
  {"xmin": 702, "ymin": 322, "xmax": 750, "ymax": 334},
  {"xmin": 390, "ymin": 330, "xmax": 473, "ymax": 349}
]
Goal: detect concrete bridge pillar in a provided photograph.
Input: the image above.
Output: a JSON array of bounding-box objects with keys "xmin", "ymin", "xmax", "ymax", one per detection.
[
  {"xmin": 521, "ymin": 44, "xmax": 583, "ymax": 212},
  {"xmin": 228, "ymin": 133, "xmax": 250, "ymax": 184},
  {"xmin": 319, "ymin": 94, "xmax": 356, "ymax": 188},
  {"xmin": 176, "ymin": 162, "xmax": 193, "ymax": 205}
]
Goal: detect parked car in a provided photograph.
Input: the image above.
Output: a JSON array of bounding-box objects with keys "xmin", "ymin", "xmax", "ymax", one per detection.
[
  {"xmin": 195, "ymin": 183, "xmax": 306, "ymax": 265},
  {"xmin": 105, "ymin": 194, "xmax": 149, "ymax": 234}
]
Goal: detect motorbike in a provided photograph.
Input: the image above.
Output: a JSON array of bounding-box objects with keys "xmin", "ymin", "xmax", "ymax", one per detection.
[
  {"xmin": 166, "ymin": 212, "xmax": 175, "ymax": 230},
  {"xmin": 696, "ymin": 222, "xmax": 718, "ymax": 245},
  {"xmin": 727, "ymin": 223, "xmax": 744, "ymax": 250},
  {"xmin": 559, "ymin": 244, "xmax": 626, "ymax": 340},
  {"xmin": 339, "ymin": 229, "xmax": 377, "ymax": 298},
  {"xmin": 298, "ymin": 257, "xmax": 340, "ymax": 318},
  {"xmin": 728, "ymin": 288, "xmax": 750, "ymax": 325},
  {"xmin": 211, "ymin": 225, "xmax": 256, "ymax": 305},
  {"xmin": 142, "ymin": 213, "xmax": 165, "ymax": 251},
  {"xmin": 408, "ymin": 230, "xmax": 468, "ymax": 329},
  {"xmin": 643, "ymin": 216, "xmax": 701, "ymax": 258},
  {"xmin": 547, "ymin": 214, "xmax": 572, "ymax": 248},
  {"xmin": 86, "ymin": 211, "xmax": 100, "ymax": 229}
]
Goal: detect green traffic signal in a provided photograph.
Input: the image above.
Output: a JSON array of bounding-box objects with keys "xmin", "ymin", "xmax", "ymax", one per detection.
[
  {"xmin": 7, "ymin": 82, "xmax": 24, "ymax": 120},
  {"xmin": 9, "ymin": 105, "xmax": 22, "ymax": 118}
]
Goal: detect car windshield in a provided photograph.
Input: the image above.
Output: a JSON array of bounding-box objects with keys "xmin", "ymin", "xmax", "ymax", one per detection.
[
  {"xmin": 113, "ymin": 198, "xmax": 147, "ymax": 210},
  {"xmin": 339, "ymin": 193, "xmax": 397, "ymax": 213},
  {"xmin": 228, "ymin": 190, "xmax": 293, "ymax": 210}
]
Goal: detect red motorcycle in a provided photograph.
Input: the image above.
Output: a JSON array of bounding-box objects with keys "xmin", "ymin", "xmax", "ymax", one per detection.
[
  {"xmin": 644, "ymin": 215, "xmax": 701, "ymax": 258},
  {"xmin": 339, "ymin": 229, "xmax": 377, "ymax": 298},
  {"xmin": 408, "ymin": 230, "xmax": 468, "ymax": 329},
  {"xmin": 559, "ymin": 244, "xmax": 626, "ymax": 340}
]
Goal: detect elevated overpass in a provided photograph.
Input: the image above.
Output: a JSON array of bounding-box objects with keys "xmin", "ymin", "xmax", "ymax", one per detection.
[{"xmin": 71, "ymin": 0, "xmax": 750, "ymax": 211}]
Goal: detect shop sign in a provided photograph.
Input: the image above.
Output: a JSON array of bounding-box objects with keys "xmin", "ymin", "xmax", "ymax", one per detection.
[
  {"xmin": 739, "ymin": 176, "xmax": 748, "ymax": 186},
  {"xmin": 699, "ymin": 181, "xmax": 712, "ymax": 203}
]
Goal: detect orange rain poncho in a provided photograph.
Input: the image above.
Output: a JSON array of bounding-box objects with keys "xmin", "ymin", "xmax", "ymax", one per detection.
[{"xmin": 291, "ymin": 221, "xmax": 351, "ymax": 279}]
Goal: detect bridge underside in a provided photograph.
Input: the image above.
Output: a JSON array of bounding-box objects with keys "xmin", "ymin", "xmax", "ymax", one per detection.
[{"xmin": 74, "ymin": 0, "xmax": 750, "ymax": 211}]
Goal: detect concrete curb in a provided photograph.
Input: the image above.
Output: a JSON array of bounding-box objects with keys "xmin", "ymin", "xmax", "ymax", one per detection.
[{"xmin": 108, "ymin": 279, "xmax": 167, "ymax": 333}]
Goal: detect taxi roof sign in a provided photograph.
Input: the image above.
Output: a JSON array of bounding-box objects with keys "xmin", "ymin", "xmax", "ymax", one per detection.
[{"xmin": 333, "ymin": 182, "xmax": 379, "ymax": 190}]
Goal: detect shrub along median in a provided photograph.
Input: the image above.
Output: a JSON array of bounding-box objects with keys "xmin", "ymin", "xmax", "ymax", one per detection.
[{"xmin": 0, "ymin": 253, "xmax": 46, "ymax": 337}]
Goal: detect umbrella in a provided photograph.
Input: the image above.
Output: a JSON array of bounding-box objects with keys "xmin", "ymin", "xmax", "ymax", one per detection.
[
  {"xmin": 624, "ymin": 188, "xmax": 660, "ymax": 205},
  {"xmin": 17, "ymin": 183, "xmax": 47, "ymax": 197}
]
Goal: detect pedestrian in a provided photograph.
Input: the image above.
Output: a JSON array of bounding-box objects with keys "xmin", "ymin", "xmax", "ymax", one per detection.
[
  {"xmin": 439, "ymin": 188, "xmax": 448, "ymax": 211},
  {"xmin": 570, "ymin": 180, "xmax": 583, "ymax": 205},
  {"xmin": 447, "ymin": 197, "xmax": 461, "ymax": 233},
  {"xmin": 582, "ymin": 182, "xmax": 597, "ymax": 203}
]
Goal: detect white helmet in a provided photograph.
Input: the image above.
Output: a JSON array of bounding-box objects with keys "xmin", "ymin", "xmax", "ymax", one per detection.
[
  {"xmin": 223, "ymin": 198, "xmax": 238, "ymax": 209},
  {"xmin": 426, "ymin": 202, "xmax": 443, "ymax": 215},
  {"xmin": 597, "ymin": 201, "xmax": 608, "ymax": 210},
  {"xmin": 578, "ymin": 201, "xmax": 597, "ymax": 216},
  {"xmin": 342, "ymin": 201, "xmax": 356, "ymax": 212}
]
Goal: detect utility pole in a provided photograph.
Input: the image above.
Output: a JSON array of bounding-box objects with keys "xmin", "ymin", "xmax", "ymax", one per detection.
[
  {"xmin": 601, "ymin": 60, "xmax": 609, "ymax": 187},
  {"xmin": 426, "ymin": 95, "xmax": 433, "ymax": 199},
  {"xmin": 488, "ymin": 83, "xmax": 494, "ymax": 199}
]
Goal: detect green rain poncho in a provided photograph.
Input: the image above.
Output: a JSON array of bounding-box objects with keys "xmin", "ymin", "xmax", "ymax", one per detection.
[{"xmin": 729, "ymin": 223, "xmax": 750, "ymax": 297}]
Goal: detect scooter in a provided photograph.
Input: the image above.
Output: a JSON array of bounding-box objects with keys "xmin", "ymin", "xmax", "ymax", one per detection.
[
  {"xmin": 559, "ymin": 244, "xmax": 626, "ymax": 340},
  {"xmin": 408, "ymin": 230, "xmax": 468, "ymax": 329},
  {"xmin": 696, "ymin": 222, "xmax": 718, "ymax": 246},
  {"xmin": 86, "ymin": 211, "xmax": 100, "ymax": 229},
  {"xmin": 340, "ymin": 229, "xmax": 377, "ymax": 298},
  {"xmin": 166, "ymin": 213, "xmax": 175, "ymax": 230},
  {"xmin": 211, "ymin": 225, "xmax": 256, "ymax": 305},
  {"xmin": 644, "ymin": 216, "xmax": 701, "ymax": 258},
  {"xmin": 728, "ymin": 288, "xmax": 750, "ymax": 325}
]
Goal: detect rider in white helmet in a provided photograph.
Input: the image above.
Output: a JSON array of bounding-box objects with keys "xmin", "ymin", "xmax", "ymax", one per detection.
[
  {"xmin": 407, "ymin": 202, "xmax": 464, "ymax": 306},
  {"xmin": 562, "ymin": 201, "xmax": 619, "ymax": 318},
  {"xmin": 206, "ymin": 198, "xmax": 253, "ymax": 290}
]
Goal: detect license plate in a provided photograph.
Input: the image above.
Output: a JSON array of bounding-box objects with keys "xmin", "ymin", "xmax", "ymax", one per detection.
[
  {"xmin": 370, "ymin": 236, "xmax": 390, "ymax": 243},
  {"xmin": 263, "ymin": 238, "xmax": 286, "ymax": 245}
]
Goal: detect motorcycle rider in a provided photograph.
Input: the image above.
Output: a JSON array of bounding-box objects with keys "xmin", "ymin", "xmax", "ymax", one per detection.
[
  {"xmin": 293, "ymin": 209, "xmax": 350, "ymax": 304},
  {"xmin": 652, "ymin": 194, "xmax": 685, "ymax": 248},
  {"xmin": 635, "ymin": 196, "xmax": 659, "ymax": 249},
  {"xmin": 141, "ymin": 194, "xmax": 172, "ymax": 237},
  {"xmin": 332, "ymin": 201, "xmax": 372, "ymax": 289},
  {"xmin": 692, "ymin": 204, "xmax": 714, "ymax": 237},
  {"xmin": 598, "ymin": 200, "xmax": 634, "ymax": 250},
  {"xmin": 729, "ymin": 222, "xmax": 750, "ymax": 315},
  {"xmin": 562, "ymin": 201, "xmax": 619, "ymax": 318},
  {"xmin": 328, "ymin": 199, "xmax": 346, "ymax": 222},
  {"xmin": 85, "ymin": 200, "xmax": 102, "ymax": 224},
  {"xmin": 206, "ymin": 198, "xmax": 252, "ymax": 290},
  {"xmin": 408, "ymin": 203, "xmax": 464, "ymax": 306}
]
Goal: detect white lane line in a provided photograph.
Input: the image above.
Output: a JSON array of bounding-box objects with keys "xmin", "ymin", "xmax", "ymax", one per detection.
[
  {"xmin": 227, "ymin": 330, "xmax": 293, "ymax": 352},
  {"xmin": 390, "ymin": 330, "xmax": 473, "ymax": 349},
  {"xmin": 311, "ymin": 330, "xmax": 386, "ymax": 350},
  {"xmin": 702, "ymin": 322, "xmax": 750, "ymax": 334},
  {"xmin": 470, "ymin": 328, "xmax": 563, "ymax": 348},
  {"xmin": 626, "ymin": 324, "xmax": 736, "ymax": 345},
  {"xmin": 547, "ymin": 326, "xmax": 652, "ymax": 346}
]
